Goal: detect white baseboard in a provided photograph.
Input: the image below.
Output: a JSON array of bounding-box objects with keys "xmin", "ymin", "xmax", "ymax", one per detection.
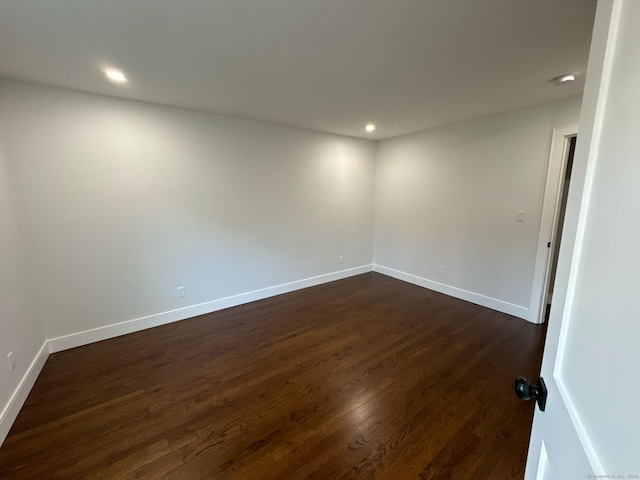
[
  {"xmin": 47, "ymin": 264, "xmax": 374, "ymax": 353},
  {"xmin": 0, "ymin": 342, "xmax": 49, "ymax": 446},
  {"xmin": 373, "ymin": 264, "xmax": 529, "ymax": 320}
]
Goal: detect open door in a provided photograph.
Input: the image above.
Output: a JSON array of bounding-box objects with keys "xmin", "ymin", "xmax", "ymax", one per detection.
[
  {"xmin": 529, "ymin": 127, "xmax": 577, "ymax": 324},
  {"xmin": 522, "ymin": 0, "xmax": 640, "ymax": 477}
]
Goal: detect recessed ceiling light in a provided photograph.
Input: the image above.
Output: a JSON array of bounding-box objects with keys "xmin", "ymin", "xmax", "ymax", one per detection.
[
  {"xmin": 552, "ymin": 74, "xmax": 576, "ymax": 85},
  {"xmin": 104, "ymin": 69, "xmax": 127, "ymax": 84},
  {"xmin": 365, "ymin": 123, "xmax": 376, "ymax": 133}
]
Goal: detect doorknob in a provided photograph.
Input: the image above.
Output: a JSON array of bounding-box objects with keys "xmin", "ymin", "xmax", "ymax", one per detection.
[{"xmin": 513, "ymin": 376, "xmax": 547, "ymax": 412}]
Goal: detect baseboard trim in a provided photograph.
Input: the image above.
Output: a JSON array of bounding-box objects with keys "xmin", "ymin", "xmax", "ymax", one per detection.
[
  {"xmin": 47, "ymin": 264, "xmax": 374, "ymax": 353},
  {"xmin": 373, "ymin": 264, "xmax": 529, "ymax": 320},
  {"xmin": 0, "ymin": 342, "xmax": 49, "ymax": 446}
]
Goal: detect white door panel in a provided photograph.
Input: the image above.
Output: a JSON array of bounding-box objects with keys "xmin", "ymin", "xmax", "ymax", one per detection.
[{"xmin": 526, "ymin": 0, "xmax": 640, "ymax": 477}]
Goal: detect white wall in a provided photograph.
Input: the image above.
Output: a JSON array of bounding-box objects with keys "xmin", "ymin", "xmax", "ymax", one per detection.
[
  {"xmin": 0, "ymin": 133, "xmax": 45, "ymax": 441},
  {"xmin": 0, "ymin": 79, "xmax": 376, "ymax": 343},
  {"xmin": 373, "ymin": 97, "xmax": 582, "ymax": 319}
]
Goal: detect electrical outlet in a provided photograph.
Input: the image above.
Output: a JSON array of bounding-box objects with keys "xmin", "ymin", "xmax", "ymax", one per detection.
[
  {"xmin": 339, "ymin": 256, "xmax": 344, "ymax": 264},
  {"xmin": 437, "ymin": 265, "xmax": 445, "ymax": 276},
  {"xmin": 177, "ymin": 286, "xmax": 186, "ymax": 298},
  {"xmin": 7, "ymin": 352, "xmax": 16, "ymax": 373}
]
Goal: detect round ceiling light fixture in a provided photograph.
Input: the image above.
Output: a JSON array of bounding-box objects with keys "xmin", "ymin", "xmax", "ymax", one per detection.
[
  {"xmin": 552, "ymin": 74, "xmax": 576, "ymax": 85},
  {"xmin": 104, "ymin": 69, "xmax": 127, "ymax": 84},
  {"xmin": 365, "ymin": 123, "xmax": 376, "ymax": 133}
]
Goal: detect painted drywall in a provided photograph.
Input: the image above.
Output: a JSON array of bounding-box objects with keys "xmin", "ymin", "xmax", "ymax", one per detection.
[
  {"xmin": 373, "ymin": 96, "xmax": 582, "ymax": 318},
  {"xmin": 0, "ymin": 79, "xmax": 376, "ymax": 341},
  {"xmin": 0, "ymin": 134, "xmax": 45, "ymax": 440}
]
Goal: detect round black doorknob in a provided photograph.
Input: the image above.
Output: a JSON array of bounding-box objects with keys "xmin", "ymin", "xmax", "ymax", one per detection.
[
  {"xmin": 512, "ymin": 376, "xmax": 548, "ymax": 411},
  {"xmin": 513, "ymin": 377, "xmax": 535, "ymax": 400}
]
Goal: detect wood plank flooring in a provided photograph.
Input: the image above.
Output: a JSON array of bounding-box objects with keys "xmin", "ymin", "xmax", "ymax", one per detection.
[{"xmin": 0, "ymin": 272, "xmax": 546, "ymax": 479}]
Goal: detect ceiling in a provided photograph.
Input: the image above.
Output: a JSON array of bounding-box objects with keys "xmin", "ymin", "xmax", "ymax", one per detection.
[{"xmin": 0, "ymin": 0, "xmax": 597, "ymax": 139}]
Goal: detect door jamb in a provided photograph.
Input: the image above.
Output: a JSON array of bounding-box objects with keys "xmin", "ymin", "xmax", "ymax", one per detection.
[{"xmin": 528, "ymin": 125, "xmax": 579, "ymax": 324}]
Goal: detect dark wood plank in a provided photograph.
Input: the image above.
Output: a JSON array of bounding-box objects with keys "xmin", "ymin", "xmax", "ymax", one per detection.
[{"xmin": 0, "ymin": 272, "xmax": 545, "ymax": 479}]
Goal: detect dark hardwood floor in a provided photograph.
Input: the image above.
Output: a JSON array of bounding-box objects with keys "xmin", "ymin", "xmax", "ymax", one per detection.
[{"xmin": 0, "ymin": 273, "xmax": 545, "ymax": 479}]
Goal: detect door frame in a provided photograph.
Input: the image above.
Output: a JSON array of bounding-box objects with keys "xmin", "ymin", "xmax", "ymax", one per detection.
[{"xmin": 528, "ymin": 125, "xmax": 578, "ymax": 324}]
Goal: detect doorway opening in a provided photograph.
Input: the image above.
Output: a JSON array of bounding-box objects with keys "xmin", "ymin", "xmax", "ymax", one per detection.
[
  {"xmin": 544, "ymin": 135, "xmax": 576, "ymax": 321},
  {"xmin": 529, "ymin": 126, "xmax": 579, "ymax": 324}
]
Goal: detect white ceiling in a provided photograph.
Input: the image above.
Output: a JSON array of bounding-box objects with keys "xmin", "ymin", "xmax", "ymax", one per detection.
[{"xmin": 0, "ymin": 0, "xmax": 596, "ymax": 139}]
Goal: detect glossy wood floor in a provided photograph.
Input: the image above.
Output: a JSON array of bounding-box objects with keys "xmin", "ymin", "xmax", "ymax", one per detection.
[{"xmin": 0, "ymin": 273, "xmax": 545, "ymax": 479}]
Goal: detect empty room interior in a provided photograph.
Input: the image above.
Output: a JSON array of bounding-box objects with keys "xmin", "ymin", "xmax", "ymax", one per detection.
[{"xmin": 1, "ymin": 0, "xmax": 618, "ymax": 478}]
